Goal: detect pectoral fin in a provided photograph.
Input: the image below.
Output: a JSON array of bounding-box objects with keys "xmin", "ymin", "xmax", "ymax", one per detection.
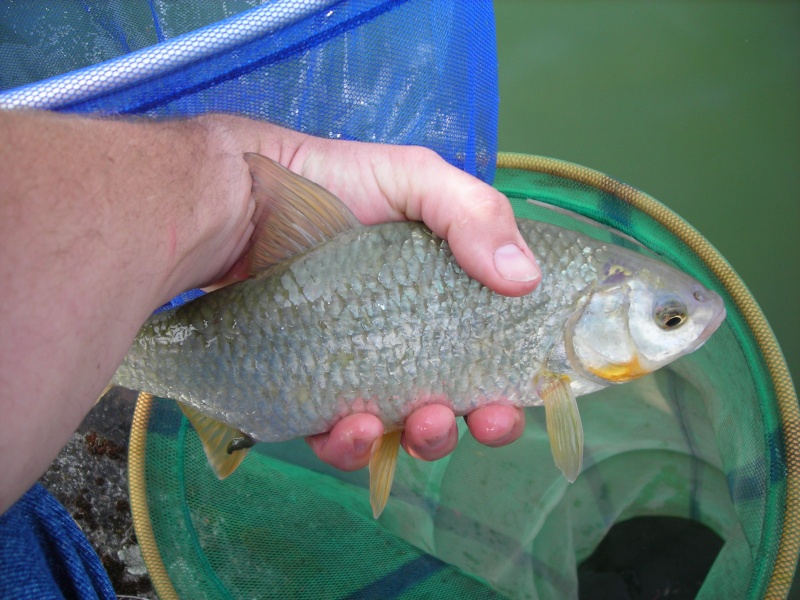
[
  {"xmin": 178, "ymin": 403, "xmax": 255, "ymax": 479},
  {"xmin": 368, "ymin": 429, "xmax": 403, "ymax": 519},
  {"xmin": 536, "ymin": 373, "xmax": 584, "ymax": 483}
]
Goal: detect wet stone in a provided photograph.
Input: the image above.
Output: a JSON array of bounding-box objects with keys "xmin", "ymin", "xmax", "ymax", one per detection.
[{"xmin": 39, "ymin": 387, "xmax": 155, "ymax": 599}]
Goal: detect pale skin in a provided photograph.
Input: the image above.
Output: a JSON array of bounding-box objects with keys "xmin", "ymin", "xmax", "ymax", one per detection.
[{"xmin": 0, "ymin": 110, "xmax": 540, "ymax": 514}]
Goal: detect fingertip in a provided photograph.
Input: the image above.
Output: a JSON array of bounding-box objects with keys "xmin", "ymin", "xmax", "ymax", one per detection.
[
  {"xmin": 306, "ymin": 413, "xmax": 384, "ymax": 471},
  {"xmin": 402, "ymin": 404, "xmax": 458, "ymax": 461},
  {"xmin": 466, "ymin": 405, "xmax": 525, "ymax": 447},
  {"xmin": 371, "ymin": 146, "xmax": 541, "ymax": 298},
  {"xmin": 493, "ymin": 243, "xmax": 541, "ymax": 287},
  {"xmin": 437, "ymin": 188, "xmax": 541, "ymax": 297},
  {"xmin": 448, "ymin": 230, "xmax": 541, "ymax": 297}
]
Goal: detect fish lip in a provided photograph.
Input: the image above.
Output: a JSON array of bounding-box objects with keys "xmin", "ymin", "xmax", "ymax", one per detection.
[
  {"xmin": 697, "ymin": 294, "xmax": 727, "ymax": 345},
  {"xmin": 709, "ymin": 304, "xmax": 727, "ymax": 333}
]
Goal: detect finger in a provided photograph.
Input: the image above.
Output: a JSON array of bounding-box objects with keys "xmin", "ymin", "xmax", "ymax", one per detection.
[
  {"xmin": 380, "ymin": 147, "xmax": 541, "ymax": 297},
  {"xmin": 401, "ymin": 404, "xmax": 459, "ymax": 461},
  {"xmin": 465, "ymin": 405, "xmax": 526, "ymax": 447},
  {"xmin": 299, "ymin": 141, "xmax": 540, "ymax": 298},
  {"xmin": 305, "ymin": 413, "xmax": 383, "ymax": 471}
]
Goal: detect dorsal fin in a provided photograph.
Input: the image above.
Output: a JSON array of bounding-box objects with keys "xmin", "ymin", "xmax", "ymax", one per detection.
[
  {"xmin": 526, "ymin": 198, "xmax": 648, "ymax": 251},
  {"xmin": 243, "ymin": 153, "xmax": 361, "ymax": 275}
]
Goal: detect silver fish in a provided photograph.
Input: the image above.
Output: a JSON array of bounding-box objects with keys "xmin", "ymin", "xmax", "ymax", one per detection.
[{"xmin": 113, "ymin": 154, "xmax": 726, "ymax": 517}]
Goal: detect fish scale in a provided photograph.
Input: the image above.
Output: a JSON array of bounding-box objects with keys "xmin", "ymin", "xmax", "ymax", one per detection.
[{"xmin": 114, "ymin": 219, "xmax": 603, "ymax": 440}]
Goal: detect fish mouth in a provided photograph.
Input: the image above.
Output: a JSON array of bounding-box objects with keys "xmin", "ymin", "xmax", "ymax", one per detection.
[
  {"xmin": 693, "ymin": 293, "xmax": 727, "ymax": 350},
  {"xmin": 705, "ymin": 302, "xmax": 727, "ymax": 338}
]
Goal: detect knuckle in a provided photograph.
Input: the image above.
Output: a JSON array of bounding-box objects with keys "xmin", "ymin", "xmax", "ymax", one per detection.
[
  {"xmin": 405, "ymin": 145, "xmax": 441, "ymax": 165},
  {"xmin": 455, "ymin": 187, "xmax": 511, "ymax": 232}
]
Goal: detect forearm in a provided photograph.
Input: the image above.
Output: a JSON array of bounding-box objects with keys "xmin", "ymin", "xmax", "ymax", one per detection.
[
  {"xmin": 0, "ymin": 110, "xmax": 265, "ymax": 512},
  {"xmin": 0, "ymin": 109, "xmax": 537, "ymax": 512}
]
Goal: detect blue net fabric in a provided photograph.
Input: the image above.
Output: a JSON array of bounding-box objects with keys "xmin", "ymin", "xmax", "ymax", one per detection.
[
  {"xmin": 0, "ymin": 2, "xmax": 500, "ymax": 596},
  {"xmin": 3, "ymin": 5, "xmax": 798, "ymax": 599},
  {"xmin": 0, "ymin": 0, "xmax": 498, "ymax": 183}
]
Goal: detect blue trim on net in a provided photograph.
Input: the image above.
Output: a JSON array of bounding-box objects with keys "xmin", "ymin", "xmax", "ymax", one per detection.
[
  {"xmin": 154, "ymin": 288, "xmax": 206, "ymax": 313},
  {"xmin": 343, "ymin": 554, "xmax": 446, "ymax": 599}
]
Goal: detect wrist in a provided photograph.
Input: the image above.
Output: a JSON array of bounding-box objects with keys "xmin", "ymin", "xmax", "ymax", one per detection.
[
  {"xmin": 162, "ymin": 114, "xmax": 308, "ymax": 297},
  {"xmin": 158, "ymin": 115, "xmax": 252, "ymax": 298}
]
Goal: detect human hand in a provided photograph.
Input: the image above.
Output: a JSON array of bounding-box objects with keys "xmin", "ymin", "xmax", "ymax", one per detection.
[{"xmin": 199, "ymin": 115, "xmax": 539, "ymax": 470}]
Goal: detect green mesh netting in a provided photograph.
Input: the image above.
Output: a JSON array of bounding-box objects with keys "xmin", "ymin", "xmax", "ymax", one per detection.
[{"xmin": 129, "ymin": 155, "xmax": 799, "ymax": 599}]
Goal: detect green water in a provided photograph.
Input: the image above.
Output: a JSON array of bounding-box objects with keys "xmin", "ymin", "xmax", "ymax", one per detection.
[{"xmin": 495, "ymin": 1, "xmax": 800, "ymax": 386}]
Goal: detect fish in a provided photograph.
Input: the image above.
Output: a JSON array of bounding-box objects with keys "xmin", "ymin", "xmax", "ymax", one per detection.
[{"xmin": 112, "ymin": 153, "xmax": 726, "ymax": 518}]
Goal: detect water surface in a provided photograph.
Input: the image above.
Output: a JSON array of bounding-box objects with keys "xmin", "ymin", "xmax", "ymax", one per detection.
[{"xmin": 495, "ymin": 1, "xmax": 799, "ymax": 384}]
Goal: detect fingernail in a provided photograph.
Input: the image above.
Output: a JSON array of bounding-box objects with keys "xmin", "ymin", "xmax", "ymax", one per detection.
[{"xmin": 493, "ymin": 244, "xmax": 540, "ymax": 282}]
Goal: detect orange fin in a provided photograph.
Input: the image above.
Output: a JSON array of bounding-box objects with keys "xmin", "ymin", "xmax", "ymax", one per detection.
[
  {"xmin": 368, "ymin": 429, "xmax": 403, "ymax": 518},
  {"xmin": 536, "ymin": 372, "xmax": 584, "ymax": 483},
  {"xmin": 178, "ymin": 403, "xmax": 254, "ymax": 479},
  {"xmin": 243, "ymin": 153, "xmax": 361, "ymax": 275}
]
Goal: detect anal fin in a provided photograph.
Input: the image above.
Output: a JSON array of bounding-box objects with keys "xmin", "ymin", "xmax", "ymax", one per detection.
[
  {"xmin": 536, "ymin": 373, "xmax": 584, "ymax": 483},
  {"xmin": 368, "ymin": 429, "xmax": 403, "ymax": 519},
  {"xmin": 178, "ymin": 403, "xmax": 254, "ymax": 479}
]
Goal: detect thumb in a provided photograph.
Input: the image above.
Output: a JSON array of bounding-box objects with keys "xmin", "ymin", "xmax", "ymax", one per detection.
[{"xmin": 376, "ymin": 146, "xmax": 541, "ymax": 297}]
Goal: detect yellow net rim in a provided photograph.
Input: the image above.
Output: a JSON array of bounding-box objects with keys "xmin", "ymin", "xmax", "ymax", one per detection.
[
  {"xmin": 128, "ymin": 153, "xmax": 799, "ymax": 599},
  {"xmin": 496, "ymin": 152, "xmax": 799, "ymax": 598},
  {"xmin": 129, "ymin": 391, "xmax": 180, "ymax": 600}
]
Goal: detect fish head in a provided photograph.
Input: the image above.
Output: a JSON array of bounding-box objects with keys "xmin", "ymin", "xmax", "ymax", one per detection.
[{"xmin": 567, "ymin": 249, "xmax": 726, "ymax": 384}]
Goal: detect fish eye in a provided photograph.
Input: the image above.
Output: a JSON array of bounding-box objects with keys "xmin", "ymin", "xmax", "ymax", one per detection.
[{"xmin": 654, "ymin": 297, "xmax": 688, "ymax": 330}]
